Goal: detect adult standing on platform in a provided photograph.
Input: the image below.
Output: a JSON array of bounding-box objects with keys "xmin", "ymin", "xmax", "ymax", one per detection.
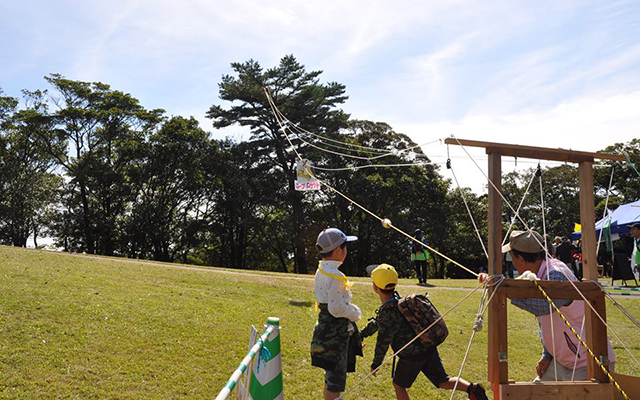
[{"xmin": 410, "ymin": 229, "xmax": 430, "ymax": 285}]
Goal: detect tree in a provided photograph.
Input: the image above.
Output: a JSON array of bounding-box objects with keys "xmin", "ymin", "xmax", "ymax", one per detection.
[
  {"xmin": 207, "ymin": 55, "xmax": 350, "ymax": 273},
  {"xmin": 500, "ymin": 165, "xmax": 581, "ymax": 240},
  {"xmin": 28, "ymin": 74, "xmax": 162, "ymax": 254},
  {"xmin": 0, "ymin": 90, "xmax": 61, "ymax": 246},
  {"xmin": 123, "ymin": 116, "xmax": 212, "ymax": 262},
  {"xmin": 595, "ymin": 139, "xmax": 640, "ymax": 205},
  {"xmin": 308, "ymin": 120, "xmax": 452, "ymax": 277}
]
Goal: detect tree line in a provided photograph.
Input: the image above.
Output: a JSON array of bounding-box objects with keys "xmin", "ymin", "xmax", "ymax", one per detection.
[{"xmin": 1, "ymin": 55, "xmax": 638, "ymax": 278}]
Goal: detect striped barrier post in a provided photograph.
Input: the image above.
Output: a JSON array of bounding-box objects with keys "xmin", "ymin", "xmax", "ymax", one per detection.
[
  {"xmin": 248, "ymin": 317, "xmax": 283, "ymax": 400},
  {"xmin": 216, "ymin": 317, "xmax": 282, "ymax": 400}
]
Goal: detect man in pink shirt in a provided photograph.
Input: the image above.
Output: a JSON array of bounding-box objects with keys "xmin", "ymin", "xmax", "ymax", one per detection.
[{"xmin": 480, "ymin": 230, "xmax": 615, "ymax": 381}]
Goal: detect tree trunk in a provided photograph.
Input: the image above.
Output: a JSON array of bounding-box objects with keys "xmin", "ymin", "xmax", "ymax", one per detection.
[
  {"xmin": 291, "ymin": 186, "xmax": 308, "ymax": 274},
  {"xmin": 79, "ymin": 181, "xmax": 95, "ymax": 254},
  {"xmin": 33, "ymin": 220, "xmax": 38, "ymax": 248}
]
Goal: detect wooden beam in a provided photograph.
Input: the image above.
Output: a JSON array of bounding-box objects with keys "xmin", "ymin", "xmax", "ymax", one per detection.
[
  {"xmin": 586, "ymin": 293, "xmax": 610, "ymax": 382},
  {"xmin": 500, "ymin": 382, "xmax": 613, "ymax": 400},
  {"xmin": 579, "ymin": 161, "xmax": 598, "ymax": 281},
  {"xmin": 578, "ymin": 161, "xmax": 609, "ymax": 382},
  {"xmin": 497, "ymin": 280, "xmax": 602, "ymax": 300},
  {"xmin": 444, "ymin": 138, "xmax": 626, "ymax": 163},
  {"xmin": 487, "ymin": 151, "xmax": 502, "ymax": 398},
  {"xmin": 612, "ymin": 374, "xmax": 640, "ymax": 400}
]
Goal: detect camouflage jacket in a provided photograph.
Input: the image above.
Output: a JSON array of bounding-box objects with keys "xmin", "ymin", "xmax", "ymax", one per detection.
[
  {"xmin": 311, "ymin": 303, "xmax": 363, "ymax": 372},
  {"xmin": 361, "ymin": 298, "xmax": 430, "ymax": 370}
]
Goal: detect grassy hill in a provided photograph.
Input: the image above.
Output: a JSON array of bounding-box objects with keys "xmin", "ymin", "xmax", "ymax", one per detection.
[{"xmin": 1, "ymin": 246, "xmax": 638, "ymax": 399}]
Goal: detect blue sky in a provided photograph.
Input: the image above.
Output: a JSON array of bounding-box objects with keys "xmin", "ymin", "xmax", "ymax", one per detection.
[{"xmin": 1, "ymin": 0, "xmax": 640, "ymax": 193}]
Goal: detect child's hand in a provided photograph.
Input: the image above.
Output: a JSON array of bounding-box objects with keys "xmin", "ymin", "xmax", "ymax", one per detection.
[{"xmin": 478, "ymin": 273, "xmax": 489, "ymax": 283}]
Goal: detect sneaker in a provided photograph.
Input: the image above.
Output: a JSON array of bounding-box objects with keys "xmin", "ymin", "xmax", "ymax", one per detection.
[{"xmin": 467, "ymin": 383, "xmax": 488, "ymax": 400}]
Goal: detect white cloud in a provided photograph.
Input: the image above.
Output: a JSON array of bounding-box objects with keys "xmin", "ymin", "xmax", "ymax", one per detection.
[{"xmin": 393, "ymin": 90, "xmax": 640, "ymax": 193}]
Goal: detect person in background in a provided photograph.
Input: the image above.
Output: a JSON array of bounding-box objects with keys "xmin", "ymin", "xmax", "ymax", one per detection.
[
  {"xmin": 630, "ymin": 223, "xmax": 640, "ymax": 278},
  {"xmin": 552, "ymin": 236, "xmax": 562, "ymax": 257},
  {"xmin": 502, "ymin": 251, "xmax": 514, "ymax": 278},
  {"xmin": 555, "ymin": 238, "xmax": 573, "ymax": 269},
  {"xmin": 410, "ymin": 229, "xmax": 430, "ymax": 285}
]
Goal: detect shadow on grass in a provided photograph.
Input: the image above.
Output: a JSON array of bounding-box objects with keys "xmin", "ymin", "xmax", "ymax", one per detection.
[{"xmin": 289, "ymin": 300, "xmax": 314, "ymax": 307}]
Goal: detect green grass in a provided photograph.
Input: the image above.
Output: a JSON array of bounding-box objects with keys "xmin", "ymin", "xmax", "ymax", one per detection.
[{"xmin": 1, "ymin": 246, "xmax": 638, "ymax": 399}]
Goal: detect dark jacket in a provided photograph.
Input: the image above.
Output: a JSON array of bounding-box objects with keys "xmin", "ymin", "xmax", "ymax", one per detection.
[{"xmin": 361, "ymin": 298, "xmax": 430, "ymax": 370}]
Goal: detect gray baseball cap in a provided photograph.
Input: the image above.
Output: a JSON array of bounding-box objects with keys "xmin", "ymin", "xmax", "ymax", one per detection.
[
  {"xmin": 316, "ymin": 228, "xmax": 358, "ymax": 253},
  {"xmin": 502, "ymin": 230, "xmax": 544, "ymax": 253}
]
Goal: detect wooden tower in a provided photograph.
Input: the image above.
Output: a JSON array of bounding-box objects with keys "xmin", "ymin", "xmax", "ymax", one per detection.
[{"xmin": 445, "ymin": 138, "xmax": 627, "ymax": 400}]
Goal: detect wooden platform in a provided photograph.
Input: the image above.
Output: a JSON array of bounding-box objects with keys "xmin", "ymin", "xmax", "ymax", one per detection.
[{"xmin": 500, "ymin": 382, "xmax": 613, "ymax": 400}]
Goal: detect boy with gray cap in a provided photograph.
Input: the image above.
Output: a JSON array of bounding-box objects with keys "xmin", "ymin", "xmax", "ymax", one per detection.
[
  {"xmin": 479, "ymin": 230, "xmax": 615, "ymax": 381},
  {"xmin": 310, "ymin": 228, "xmax": 362, "ymax": 400}
]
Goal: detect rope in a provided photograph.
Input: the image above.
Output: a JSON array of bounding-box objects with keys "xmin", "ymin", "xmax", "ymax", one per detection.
[
  {"xmin": 281, "ymin": 116, "xmax": 434, "ymax": 156},
  {"xmin": 338, "ymin": 283, "xmax": 485, "ymax": 399},
  {"xmin": 596, "ymin": 165, "xmax": 615, "ymax": 257},
  {"xmin": 502, "ymin": 170, "xmax": 537, "ymax": 246},
  {"xmin": 449, "ymin": 154, "xmax": 488, "ymax": 259},
  {"xmin": 605, "ymin": 293, "xmax": 640, "ymax": 331},
  {"xmin": 266, "ymin": 89, "xmax": 479, "ymax": 278},
  {"xmin": 570, "ymin": 317, "xmax": 585, "ymax": 382},
  {"xmin": 272, "ymin": 104, "xmax": 439, "ymax": 162},
  {"xmin": 623, "ymin": 150, "xmax": 640, "ymax": 178},
  {"xmin": 538, "ymin": 165, "xmax": 559, "ymax": 382},
  {"xmin": 265, "ymin": 93, "xmax": 637, "ymax": 395},
  {"xmin": 531, "ymin": 279, "xmax": 629, "ymax": 400},
  {"xmin": 311, "ymin": 161, "xmax": 444, "ymax": 172},
  {"xmin": 450, "ymin": 134, "xmax": 640, "ymax": 369},
  {"xmin": 448, "ymin": 275, "xmax": 504, "ymax": 400},
  {"xmin": 319, "ymin": 179, "xmax": 479, "ymax": 278}
]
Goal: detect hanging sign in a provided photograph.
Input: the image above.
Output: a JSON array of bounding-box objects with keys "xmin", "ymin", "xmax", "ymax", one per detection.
[{"xmin": 295, "ymin": 159, "xmax": 320, "ymax": 191}]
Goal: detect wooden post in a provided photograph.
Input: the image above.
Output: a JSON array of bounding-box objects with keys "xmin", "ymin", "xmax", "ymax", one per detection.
[
  {"xmin": 487, "ymin": 151, "xmax": 503, "ymax": 397},
  {"xmin": 578, "ymin": 161, "xmax": 609, "ymax": 382},
  {"xmin": 579, "ymin": 161, "xmax": 597, "ymax": 282}
]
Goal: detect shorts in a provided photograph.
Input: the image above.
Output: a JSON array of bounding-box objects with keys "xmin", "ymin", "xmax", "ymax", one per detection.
[
  {"xmin": 534, "ymin": 361, "xmax": 616, "ymax": 382},
  {"xmin": 324, "ymin": 340, "xmax": 348, "ymax": 392},
  {"xmin": 392, "ymin": 347, "xmax": 449, "ymax": 389}
]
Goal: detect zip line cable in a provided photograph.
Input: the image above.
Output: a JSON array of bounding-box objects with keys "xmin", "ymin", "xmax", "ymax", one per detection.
[
  {"xmin": 265, "ymin": 89, "xmax": 638, "ymax": 399},
  {"xmin": 591, "ymin": 163, "xmax": 640, "ymax": 330},
  {"xmin": 596, "ymin": 165, "xmax": 616, "ymax": 257},
  {"xmin": 311, "ymin": 161, "xmax": 444, "ymax": 172},
  {"xmin": 448, "ymin": 275, "xmax": 504, "ymax": 400},
  {"xmin": 265, "ymin": 88, "xmax": 480, "ymax": 278},
  {"xmin": 292, "ymin": 129, "xmax": 439, "ymax": 160},
  {"xmin": 290, "ymin": 127, "xmax": 438, "ymax": 162},
  {"xmin": 447, "ymin": 149, "xmax": 488, "ymax": 259},
  {"xmin": 450, "ymin": 134, "xmax": 640, "ymax": 370},
  {"xmin": 502, "ymin": 170, "xmax": 538, "ymax": 246},
  {"xmin": 271, "ymin": 105, "xmax": 440, "ymax": 161},
  {"xmin": 538, "ymin": 165, "xmax": 559, "ymax": 382}
]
